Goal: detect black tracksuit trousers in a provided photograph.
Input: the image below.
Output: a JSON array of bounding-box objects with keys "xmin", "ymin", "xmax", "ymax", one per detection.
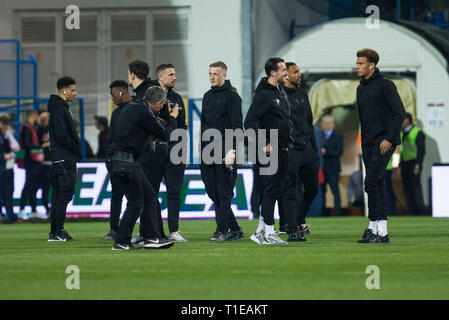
[
  {"xmin": 281, "ymin": 145, "xmax": 319, "ymax": 233},
  {"xmin": 260, "ymin": 148, "xmax": 289, "ymax": 226},
  {"xmin": 113, "ymin": 162, "xmax": 161, "ymax": 244},
  {"xmin": 250, "ymin": 164, "xmax": 264, "ymax": 219},
  {"xmin": 200, "ymin": 163, "xmax": 240, "ymax": 234},
  {"xmin": 50, "ymin": 160, "xmax": 77, "ymax": 233},
  {"xmin": 106, "ymin": 158, "xmax": 124, "ymax": 232},
  {"xmin": 362, "ymin": 145, "xmax": 395, "ymax": 221},
  {"xmin": 400, "ymin": 161, "xmax": 425, "ymax": 215},
  {"xmin": 139, "ymin": 142, "xmax": 186, "ymax": 236}
]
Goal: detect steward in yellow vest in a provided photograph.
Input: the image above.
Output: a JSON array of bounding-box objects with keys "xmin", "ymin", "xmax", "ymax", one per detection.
[{"xmin": 400, "ymin": 113, "xmax": 425, "ymax": 215}]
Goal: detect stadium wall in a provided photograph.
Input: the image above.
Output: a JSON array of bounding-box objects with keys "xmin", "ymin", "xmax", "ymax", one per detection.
[
  {"xmin": 264, "ymin": 18, "xmax": 449, "ymax": 206},
  {"xmin": 0, "ymin": 0, "xmax": 243, "ymax": 153}
]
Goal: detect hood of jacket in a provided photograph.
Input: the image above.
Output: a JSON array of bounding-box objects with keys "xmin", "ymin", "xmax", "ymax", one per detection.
[
  {"xmin": 210, "ymin": 79, "xmax": 234, "ymax": 93},
  {"xmin": 255, "ymin": 77, "xmax": 281, "ymax": 93},
  {"xmin": 47, "ymin": 94, "xmax": 69, "ymax": 113},
  {"xmin": 133, "ymin": 78, "xmax": 153, "ymax": 96},
  {"xmin": 360, "ymin": 68, "xmax": 383, "ymax": 85}
]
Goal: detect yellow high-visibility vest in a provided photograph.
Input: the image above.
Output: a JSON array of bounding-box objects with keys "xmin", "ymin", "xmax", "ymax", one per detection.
[{"xmin": 400, "ymin": 126, "xmax": 420, "ymax": 162}]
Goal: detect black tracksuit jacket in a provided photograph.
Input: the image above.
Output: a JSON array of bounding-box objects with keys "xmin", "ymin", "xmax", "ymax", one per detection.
[
  {"xmin": 283, "ymin": 85, "xmax": 317, "ymax": 152},
  {"xmin": 356, "ymin": 68, "xmax": 405, "ymax": 147},
  {"xmin": 133, "ymin": 78, "xmax": 154, "ymax": 100},
  {"xmin": 47, "ymin": 95, "xmax": 82, "ymax": 162},
  {"xmin": 201, "ymin": 80, "xmax": 243, "ymax": 153},
  {"xmin": 108, "ymin": 100, "xmax": 176, "ymax": 160},
  {"xmin": 244, "ymin": 77, "xmax": 293, "ymax": 149}
]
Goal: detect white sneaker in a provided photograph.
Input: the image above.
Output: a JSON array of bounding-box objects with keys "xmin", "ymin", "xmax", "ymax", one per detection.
[
  {"xmin": 263, "ymin": 233, "xmax": 288, "ymax": 245},
  {"xmin": 130, "ymin": 233, "xmax": 144, "ymax": 245},
  {"xmin": 250, "ymin": 232, "xmax": 267, "ymax": 245},
  {"xmin": 169, "ymin": 231, "xmax": 187, "ymax": 242}
]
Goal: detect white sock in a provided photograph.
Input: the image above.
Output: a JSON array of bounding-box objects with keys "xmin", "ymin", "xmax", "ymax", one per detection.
[
  {"xmin": 256, "ymin": 216, "xmax": 265, "ymax": 234},
  {"xmin": 369, "ymin": 221, "xmax": 378, "ymax": 233},
  {"xmin": 377, "ymin": 220, "xmax": 388, "ymax": 237},
  {"xmin": 265, "ymin": 224, "xmax": 275, "ymax": 236}
]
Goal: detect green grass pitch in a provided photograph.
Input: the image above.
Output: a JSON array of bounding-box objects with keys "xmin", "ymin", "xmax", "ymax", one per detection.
[{"xmin": 1, "ymin": 216, "xmax": 449, "ymax": 300}]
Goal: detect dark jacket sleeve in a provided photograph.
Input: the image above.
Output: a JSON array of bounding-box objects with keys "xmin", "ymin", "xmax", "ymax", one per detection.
[
  {"xmin": 139, "ymin": 106, "xmax": 168, "ymax": 141},
  {"xmin": 244, "ymin": 92, "xmax": 269, "ymax": 131},
  {"xmin": 324, "ymin": 132, "xmax": 343, "ymax": 158},
  {"xmin": 176, "ymin": 96, "xmax": 187, "ymax": 130},
  {"xmin": 200, "ymin": 95, "xmax": 207, "ymax": 134},
  {"xmin": 416, "ymin": 130, "xmax": 425, "ymax": 169},
  {"xmin": 382, "ymin": 80, "xmax": 406, "ymax": 144},
  {"xmin": 226, "ymin": 92, "xmax": 243, "ymax": 151},
  {"xmin": 53, "ymin": 109, "xmax": 78, "ymax": 153},
  {"xmin": 305, "ymin": 95, "xmax": 318, "ymax": 152},
  {"xmin": 107, "ymin": 110, "xmax": 118, "ymax": 156},
  {"xmin": 164, "ymin": 116, "xmax": 178, "ymax": 138}
]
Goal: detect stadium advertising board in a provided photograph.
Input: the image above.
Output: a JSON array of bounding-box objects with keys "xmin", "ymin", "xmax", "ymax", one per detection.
[
  {"xmin": 11, "ymin": 162, "xmax": 255, "ymax": 219},
  {"xmin": 432, "ymin": 164, "xmax": 449, "ymax": 218}
]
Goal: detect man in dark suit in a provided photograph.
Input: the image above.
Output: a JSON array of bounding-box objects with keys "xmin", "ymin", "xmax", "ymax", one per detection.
[{"xmin": 321, "ymin": 114, "xmax": 343, "ymax": 216}]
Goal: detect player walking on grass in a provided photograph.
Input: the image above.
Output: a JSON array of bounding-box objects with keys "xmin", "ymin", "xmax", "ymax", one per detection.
[{"xmin": 355, "ymin": 49, "xmax": 405, "ymax": 243}]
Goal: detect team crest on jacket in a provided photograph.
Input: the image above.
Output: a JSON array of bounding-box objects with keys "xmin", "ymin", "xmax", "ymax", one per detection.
[{"xmin": 274, "ymin": 98, "xmax": 280, "ymax": 106}]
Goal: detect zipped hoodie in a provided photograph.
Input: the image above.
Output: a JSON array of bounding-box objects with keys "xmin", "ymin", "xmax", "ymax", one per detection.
[
  {"xmin": 244, "ymin": 77, "xmax": 293, "ymax": 148},
  {"xmin": 133, "ymin": 78, "xmax": 153, "ymax": 100},
  {"xmin": 283, "ymin": 85, "xmax": 317, "ymax": 152},
  {"xmin": 357, "ymin": 68, "xmax": 405, "ymax": 147},
  {"xmin": 47, "ymin": 94, "xmax": 81, "ymax": 162},
  {"xmin": 201, "ymin": 80, "xmax": 243, "ymax": 154}
]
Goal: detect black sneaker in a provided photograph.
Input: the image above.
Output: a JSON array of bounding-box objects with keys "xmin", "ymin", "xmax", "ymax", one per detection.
[
  {"xmin": 143, "ymin": 238, "xmax": 175, "ymax": 249},
  {"xmin": 210, "ymin": 231, "xmax": 226, "ymax": 241},
  {"xmin": 104, "ymin": 229, "xmax": 117, "ymax": 240},
  {"xmin": 357, "ymin": 228, "xmax": 376, "ymax": 243},
  {"xmin": 53, "ymin": 230, "xmax": 74, "ymax": 242},
  {"xmin": 231, "ymin": 228, "xmax": 245, "ymax": 240},
  {"xmin": 223, "ymin": 229, "xmax": 242, "ymax": 241},
  {"xmin": 287, "ymin": 229, "xmax": 307, "ymax": 242},
  {"xmin": 48, "ymin": 233, "xmax": 57, "ymax": 242},
  {"xmin": 112, "ymin": 243, "xmax": 142, "ymax": 250},
  {"xmin": 60, "ymin": 230, "xmax": 74, "ymax": 241},
  {"xmin": 372, "ymin": 234, "xmax": 390, "ymax": 243}
]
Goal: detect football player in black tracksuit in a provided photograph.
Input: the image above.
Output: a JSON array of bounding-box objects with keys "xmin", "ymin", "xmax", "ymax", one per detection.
[
  {"xmin": 104, "ymin": 60, "xmax": 153, "ymax": 240},
  {"xmin": 108, "ymin": 81, "xmax": 175, "ymax": 250},
  {"xmin": 200, "ymin": 61, "xmax": 244, "ymax": 242},
  {"xmin": 281, "ymin": 62, "xmax": 319, "ymax": 242},
  {"xmin": 133, "ymin": 64, "xmax": 188, "ymax": 243},
  {"xmin": 355, "ymin": 49, "xmax": 405, "ymax": 244},
  {"xmin": 47, "ymin": 77, "xmax": 81, "ymax": 242},
  {"xmin": 244, "ymin": 57, "xmax": 293, "ymax": 245}
]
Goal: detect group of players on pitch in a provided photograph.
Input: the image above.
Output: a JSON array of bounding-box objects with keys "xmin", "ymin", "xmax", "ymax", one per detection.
[{"xmin": 47, "ymin": 48, "xmax": 404, "ymax": 249}]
